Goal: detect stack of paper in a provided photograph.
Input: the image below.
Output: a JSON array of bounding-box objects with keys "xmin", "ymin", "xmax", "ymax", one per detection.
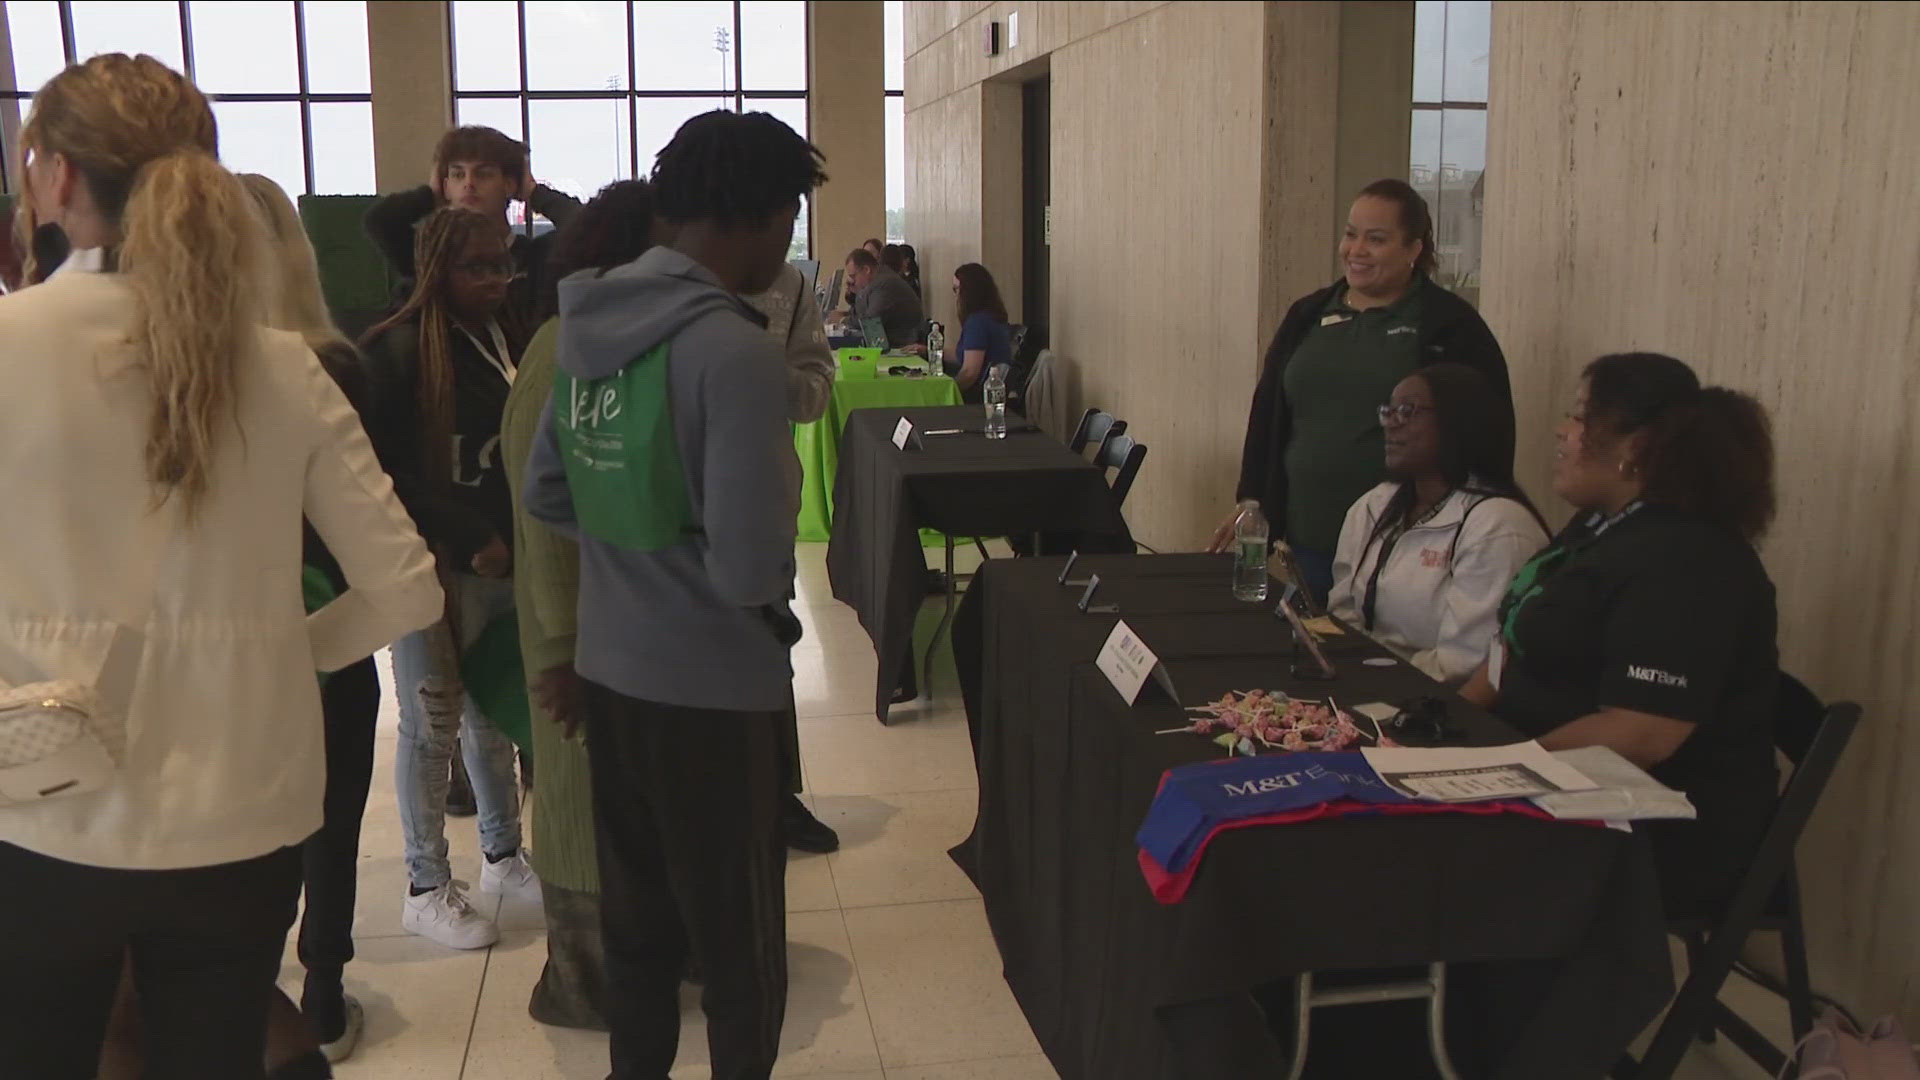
[
  {"xmin": 1530, "ymin": 745, "xmax": 1696, "ymax": 823},
  {"xmin": 1357, "ymin": 741, "xmax": 1695, "ymax": 828},
  {"xmin": 1360, "ymin": 741, "xmax": 1599, "ymax": 802}
]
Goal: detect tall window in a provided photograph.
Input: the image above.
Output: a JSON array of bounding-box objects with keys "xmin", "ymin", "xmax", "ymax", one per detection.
[
  {"xmin": 1410, "ymin": 0, "xmax": 1488, "ymax": 291},
  {"xmin": 884, "ymin": 0, "xmax": 902, "ymax": 241},
  {"xmin": 0, "ymin": 0, "xmax": 375, "ymax": 197},
  {"xmin": 449, "ymin": 0, "xmax": 810, "ymax": 256}
]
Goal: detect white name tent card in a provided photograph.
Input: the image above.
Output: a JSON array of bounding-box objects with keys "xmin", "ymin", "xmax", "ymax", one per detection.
[
  {"xmin": 1097, "ymin": 620, "xmax": 1158, "ymax": 705},
  {"xmin": 891, "ymin": 416, "xmax": 915, "ymax": 450},
  {"xmin": 1096, "ymin": 620, "xmax": 1181, "ymax": 705}
]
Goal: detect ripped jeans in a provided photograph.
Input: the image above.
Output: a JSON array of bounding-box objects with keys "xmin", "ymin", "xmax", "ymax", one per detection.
[{"xmin": 391, "ymin": 572, "xmax": 523, "ymax": 890}]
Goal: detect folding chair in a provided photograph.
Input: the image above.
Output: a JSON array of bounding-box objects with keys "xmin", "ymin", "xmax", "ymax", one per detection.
[
  {"xmin": 1613, "ymin": 674, "xmax": 1863, "ymax": 1080},
  {"xmin": 1094, "ymin": 430, "xmax": 1148, "ymax": 508},
  {"xmin": 1068, "ymin": 408, "xmax": 1127, "ymax": 455},
  {"xmin": 1284, "ymin": 963, "xmax": 1463, "ymax": 1080}
]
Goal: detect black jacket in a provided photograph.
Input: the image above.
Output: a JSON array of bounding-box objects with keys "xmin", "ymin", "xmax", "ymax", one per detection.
[
  {"xmin": 360, "ymin": 315, "xmax": 524, "ymax": 567},
  {"xmin": 1234, "ymin": 277, "xmax": 1511, "ymax": 536},
  {"xmin": 363, "ymin": 184, "xmax": 584, "ymax": 325}
]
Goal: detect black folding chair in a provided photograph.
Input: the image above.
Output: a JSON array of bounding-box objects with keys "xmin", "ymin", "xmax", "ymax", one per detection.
[
  {"xmin": 1614, "ymin": 674, "xmax": 1863, "ymax": 1080},
  {"xmin": 1094, "ymin": 430, "xmax": 1148, "ymax": 508},
  {"xmin": 1068, "ymin": 408, "xmax": 1127, "ymax": 456}
]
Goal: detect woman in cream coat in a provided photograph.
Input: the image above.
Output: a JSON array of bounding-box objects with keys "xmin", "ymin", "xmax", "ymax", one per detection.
[{"xmin": 0, "ymin": 55, "xmax": 440, "ymax": 1077}]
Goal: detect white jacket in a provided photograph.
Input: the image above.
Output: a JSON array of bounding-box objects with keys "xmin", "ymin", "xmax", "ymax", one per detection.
[
  {"xmin": 1328, "ymin": 482, "xmax": 1548, "ymax": 686},
  {"xmin": 0, "ymin": 261, "xmax": 442, "ymax": 870}
]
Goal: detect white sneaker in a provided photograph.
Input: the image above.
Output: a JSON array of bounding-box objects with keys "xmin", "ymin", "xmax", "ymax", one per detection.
[
  {"xmin": 319, "ymin": 995, "xmax": 365, "ymax": 1064},
  {"xmin": 479, "ymin": 849, "xmax": 542, "ymax": 902},
  {"xmin": 401, "ymin": 880, "xmax": 499, "ymax": 950}
]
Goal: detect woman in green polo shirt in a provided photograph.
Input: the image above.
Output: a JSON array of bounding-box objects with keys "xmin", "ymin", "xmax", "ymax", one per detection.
[{"xmin": 1212, "ymin": 179, "xmax": 1510, "ymax": 601}]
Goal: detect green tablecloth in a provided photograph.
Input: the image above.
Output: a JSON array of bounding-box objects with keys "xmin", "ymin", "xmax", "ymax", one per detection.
[{"xmin": 796, "ymin": 365, "xmax": 963, "ymax": 543}]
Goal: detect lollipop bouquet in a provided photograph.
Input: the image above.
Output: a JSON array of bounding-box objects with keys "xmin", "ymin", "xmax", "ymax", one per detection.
[{"xmin": 1159, "ymin": 689, "xmax": 1396, "ymax": 756}]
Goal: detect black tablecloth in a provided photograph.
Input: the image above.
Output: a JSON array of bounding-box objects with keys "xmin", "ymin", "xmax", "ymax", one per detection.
[
  {"xmin": 950, "ymin": 553, "xmax": 1674, "ymax": 1080},
  {"xmin": 826, "ymin": 405, "xmax": 1133, "ymax": 721}
]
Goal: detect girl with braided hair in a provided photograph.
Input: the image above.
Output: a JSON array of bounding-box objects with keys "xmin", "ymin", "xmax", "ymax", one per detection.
[{"xmin": 361, "ymin": 206, "xmax": 538, "ymax": 952}]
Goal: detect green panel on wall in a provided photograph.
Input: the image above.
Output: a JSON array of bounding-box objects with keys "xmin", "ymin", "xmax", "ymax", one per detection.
[{"xmin": 297, "ymin": 194, "xmax": 395, "ymax": 329}]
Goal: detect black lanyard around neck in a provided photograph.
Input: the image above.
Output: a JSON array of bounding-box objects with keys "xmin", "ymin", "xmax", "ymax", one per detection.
[
  {"xmin": 1359, "ymin": 490, "xmax": 1456, "ymax": 631},
  {"xmin": 1497, "ymin": 499, "xmax": 1645, "ymax": 654}
]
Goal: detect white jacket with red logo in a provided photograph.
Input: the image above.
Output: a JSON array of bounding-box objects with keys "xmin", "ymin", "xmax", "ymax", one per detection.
[{"xmin": 1328, "ymin": 482, "xmax": 1548, "ymax": 686}]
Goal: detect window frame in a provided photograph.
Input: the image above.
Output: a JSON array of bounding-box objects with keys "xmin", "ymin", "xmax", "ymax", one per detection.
[
  {"xmin": 0, "ymin": 0, "xmax": 373, "ymax": 196},
  {"xmin": 1410, "ymin": 0, "xmax": 1489, "ymax": 289},
  {"xmin": 448, "ymin": 0, "xmax": 813, "ymax": 251}
]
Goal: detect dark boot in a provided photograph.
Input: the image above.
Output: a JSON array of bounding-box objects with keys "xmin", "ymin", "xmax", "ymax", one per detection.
[{"xmin": 782, "ymin": 793, "xmax": 840, "ymax": 854}]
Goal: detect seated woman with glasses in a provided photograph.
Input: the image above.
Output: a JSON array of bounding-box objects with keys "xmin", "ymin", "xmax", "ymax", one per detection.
[
  {"xmin": 1328, "ymin": 363, "xmax": 1549, "ymax": 685},
  {"xmin": 1462, "ymin": 351, "xmax": 1781, "ymax": 917}
]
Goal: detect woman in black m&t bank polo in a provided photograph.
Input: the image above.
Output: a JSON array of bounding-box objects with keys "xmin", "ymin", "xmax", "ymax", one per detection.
[
  {"xmin": 1462, "ymin": 351, "xmax": 1781, "ymax": 917},
  {"xmin": 1214, "ymin": 178, "xmax": 1510, "ymax": 601}
]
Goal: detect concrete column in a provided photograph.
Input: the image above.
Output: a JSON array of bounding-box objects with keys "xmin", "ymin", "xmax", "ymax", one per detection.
[
  {"xmin": 368, "ymin": 0, "xmax": 452, "ymax": 192},
  {"xmin": 1333, "ymin": 1, "xmax": 1415, "ymax": 267},
  {"xmin": 807, "ymin": 0, "xmax": 886, "ymax": 268}
]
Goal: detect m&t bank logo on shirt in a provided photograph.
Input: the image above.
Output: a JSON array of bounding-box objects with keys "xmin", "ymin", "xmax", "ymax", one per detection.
[
  {"xmin": 1386, "ymin": 325, "xmax": 1418, "ymax": 336},
  {"xmin": 1626, "ymin": 665, "xmax": 1688, "ymax": 688}
]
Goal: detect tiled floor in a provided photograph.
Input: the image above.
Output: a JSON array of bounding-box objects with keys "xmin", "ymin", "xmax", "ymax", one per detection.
[{"xmin": 300, "ymin": 543, "xmax": 1787, "ymax": 1079}]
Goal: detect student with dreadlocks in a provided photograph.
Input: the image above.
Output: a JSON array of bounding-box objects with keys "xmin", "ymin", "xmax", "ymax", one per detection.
[
  {"xmin": 361, "ymin": 207, "xmax": 539, "ymax": 953},
  {"xmin": 525, "ymin": 110, "xmax": 827, "ymax": 1080}
]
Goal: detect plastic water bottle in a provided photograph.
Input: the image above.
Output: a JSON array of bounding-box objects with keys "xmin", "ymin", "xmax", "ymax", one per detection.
[
  {"xmin": 926, "ymin": 321, "xmax": 945, "ymax": 375},
  {"xmin": 1232, "ymin": 500, "xmax": 1270, "ymax": 602},
  {"xmin": 983, "ymin": 365, "xmax": 1008, "ymax": 439}
]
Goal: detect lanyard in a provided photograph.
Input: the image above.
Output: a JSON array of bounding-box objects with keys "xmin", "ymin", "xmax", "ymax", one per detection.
[
  {"xmin": 1588, "ymin": 498, "xmax": 1644, "ymax": 538},
  {"xmin": 459, "ymin": 319, "xmax": 515, "ymax": 385},
  {"xmin": 1359, "ymin": 490, "xmax": 1456, "ymax": 631},
  {"xmin": 1498, "ymin": 499, "xmax": 1645, "ymax": 654}
]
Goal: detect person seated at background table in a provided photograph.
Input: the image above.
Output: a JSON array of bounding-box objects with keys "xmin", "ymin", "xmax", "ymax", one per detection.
[
  {"xmin": 881, "ymin": 242, "xmax": 921, "ymax": 296},
  {"xmin": 363, "ymin": 124, "xmax": 582, "ymax": 322},
  {"xmin": 841, "ymin": 236, "xmax": 884, "ymax": 311},
  {"xmin": 1209, "ymin": 179, "xmax": 1510, "ymax": 603},
  {"xmin": 947, "ymin": 262, "xmax": 1014, "ymax": 402},
  {"xmin": 841, "ymin": 245, "xmax": 924, "ymax": 349},
  {"xmin": 898, "ymin": 242, "xmax": 924, "ymax": 297},
  {"xmin": 1461, "ymin": 351, "xmax": 1780, "ymax": 917},
  {"xmin": 1328, "ymin": 362, "xmax": 1549, "ymax": 685}
]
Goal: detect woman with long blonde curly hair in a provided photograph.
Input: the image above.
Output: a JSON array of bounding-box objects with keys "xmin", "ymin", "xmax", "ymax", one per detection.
[{"xmin": 0, "ymin": 54, "xmax": 441, "ymax": 1077}]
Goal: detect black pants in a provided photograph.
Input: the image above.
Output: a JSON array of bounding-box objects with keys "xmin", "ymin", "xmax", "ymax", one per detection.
[
  {"xmin": 298, "ymin": 656, "xmax": 381, "ymax": 1028},
  {"xmin": 0, "ymin": 841, "xmax": 302, "ymax": 1079},
  {"xmin": 584, "ymin": 679, "xmax": 787, "ymax": 1080},
  {"xmin": 776, "ymin": 696, "xmax": 804, "ymax": 795}
]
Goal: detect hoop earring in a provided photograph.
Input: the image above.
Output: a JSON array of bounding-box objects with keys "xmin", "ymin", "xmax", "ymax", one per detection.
[{"xmin": 1616, "ymin": 459, "xmax": 1637, "ymax": 479}]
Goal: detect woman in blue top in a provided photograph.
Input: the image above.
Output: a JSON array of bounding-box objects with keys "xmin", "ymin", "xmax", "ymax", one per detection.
[{"xmin": 949, "ymin": 262, "xmax": 1013, "ymax": 402}]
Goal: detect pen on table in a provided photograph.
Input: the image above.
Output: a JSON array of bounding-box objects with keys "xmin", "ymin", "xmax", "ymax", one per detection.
[{"xmin": 921, "ymin": 428, "xmax": 966, "ymax": 436}]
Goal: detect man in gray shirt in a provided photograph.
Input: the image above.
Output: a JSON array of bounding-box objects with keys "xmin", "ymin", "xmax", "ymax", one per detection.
[
  {"xmin": 844, "ymin": 246, "xmax": 924, "ymax": 348},
  {"xmin": 525, "ymin": 110, "xmax": 825, "ymax": 1080}
]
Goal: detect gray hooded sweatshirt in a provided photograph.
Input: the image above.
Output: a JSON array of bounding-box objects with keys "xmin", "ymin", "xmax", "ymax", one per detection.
[{"xmin": 524, "ymin": 246, "xmax": 801, "ymax": 713}]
